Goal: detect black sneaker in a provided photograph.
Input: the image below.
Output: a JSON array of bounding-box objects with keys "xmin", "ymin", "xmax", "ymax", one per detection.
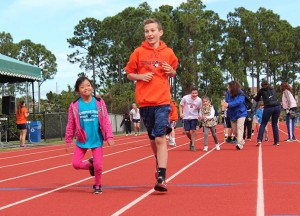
[
  {"xmin": 190, "ymin": 145, "xmax": 196, "ymax": 151},
  {"xmin": 88, "ymin": 158, "xmax": 94, "ymax": 176},
  {"xmin": 93, "ymin": 185, "xmax": 102, "ymax": 194},
  {"xmin": 154, "ymin": 176, "xmax": 168, "ymax": 192}
]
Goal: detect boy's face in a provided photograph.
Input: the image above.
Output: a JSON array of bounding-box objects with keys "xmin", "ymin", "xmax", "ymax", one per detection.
[
  {"xmin": 191, "ymin": 90, "xmax": 198, "ymax": 99},
  {"xmin": 144, "ymin": 22, "xmax": 163, "ymax": 48}
]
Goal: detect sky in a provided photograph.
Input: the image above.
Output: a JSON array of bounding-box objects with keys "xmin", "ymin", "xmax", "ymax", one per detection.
[{"xmin": 0, "ymin": 0, "xmax": 299, "ymax": 99}]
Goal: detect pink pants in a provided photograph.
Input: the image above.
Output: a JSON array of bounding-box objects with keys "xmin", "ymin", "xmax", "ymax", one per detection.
[{"xmin": 72, "ymin": 145, "xmax": 103, "ymax": 187}]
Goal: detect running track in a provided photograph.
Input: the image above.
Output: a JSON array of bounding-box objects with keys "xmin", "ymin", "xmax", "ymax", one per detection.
[{"xmin": 0, "ymin": 123, "xmax": 300, "ymax": 216}]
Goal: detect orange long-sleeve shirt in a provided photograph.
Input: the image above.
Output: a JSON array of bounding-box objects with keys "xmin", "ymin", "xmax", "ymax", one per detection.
[
  {"xmin": 169, "ymin": 101, "xmax": 179, "ymax": 121},
  {"xmin": 125, "ymin": 41, "xmax": 178, "ymax": 107}
]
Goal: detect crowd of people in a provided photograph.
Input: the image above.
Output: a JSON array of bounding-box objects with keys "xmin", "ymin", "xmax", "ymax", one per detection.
[{"xmin": 59, "ymin": 18, "xmax": 298, "ymax": 195}]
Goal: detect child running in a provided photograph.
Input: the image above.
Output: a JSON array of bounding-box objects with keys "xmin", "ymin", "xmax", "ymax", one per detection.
[
  {"xmin": 130, "ymin": 103, "xmax": 141, "ymax": 136},
  {"xmin": 200, "ymin": 96, "xmax": 220, "ymax": 151},
  {"xmin": 256, "ymin": 101, "xmax": 268, "ymax": 145},
  {"xmin": 168, "ymin": 99, "xmax": 179, "ymax": 146},
  {"xmin": 125, "ymin": 18, "xmax": 178, "ymax": 192},
  {"xmin": 65, "ymin": 76, "xmax": 114, "ymax": 194}
]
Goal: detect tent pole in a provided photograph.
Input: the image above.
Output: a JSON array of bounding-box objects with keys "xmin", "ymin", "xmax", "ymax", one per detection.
[{"xmin": 32, "ymin": 81, "xmax": 35, "ymax": 114}]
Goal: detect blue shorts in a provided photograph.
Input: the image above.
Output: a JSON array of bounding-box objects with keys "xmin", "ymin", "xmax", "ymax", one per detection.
[
  {"xmin": 183, "ymin": 119, "xmax": 198, "ymax": 131},
  {"xmin": 17, "ymin": 123, "xmax": 27, "ymax": 130},
  {"xmin": 132, "ymin": 119, "xmax": 140, "ymax": 123},
  {"xmin": 140, "ymin": 105, "xmax": 171, "ymax": 140}
]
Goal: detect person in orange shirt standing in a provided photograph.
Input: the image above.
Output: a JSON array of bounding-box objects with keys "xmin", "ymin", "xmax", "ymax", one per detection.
[
  {"xmin": 16, "ymin": 101, "xmax": 29, "ymax": 147},
  {"xmin": 125, "ymin": 18, "xmax": 178, "ymax": 192},
  {"xmin": 168, "ymin": 99, "xmax": 179, "ymax": 146}
]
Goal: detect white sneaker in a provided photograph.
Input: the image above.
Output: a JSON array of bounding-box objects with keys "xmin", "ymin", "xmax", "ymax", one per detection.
[
  {"xmin": 236, "ymin": 144, "xmax": 243, "ymax": 150},
  {"xmin": 168, "ymin": 140, "xmax": 176, "ymax": 146},
  {"xmin": 134, "ymin": 133, "xmax": 137, "ymax": 136},
  {"xmin": 203, "ymin": 146, "xmax": 208, "ymax": 152},
  {"xmin": 126, "ymin": 134, "xmax": 128, "ymax": 136},
  {"xmin": 215, "ymin": 144, "xmax": 220, "ymax": 150}
]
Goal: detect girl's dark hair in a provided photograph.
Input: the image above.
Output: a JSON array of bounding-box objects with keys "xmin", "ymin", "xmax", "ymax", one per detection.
[
  {"xmin": 17, "ymin": 101, "xmax": 25, "ymax": 115},
  {"xmin": 74, "ymin": 76, "xmax": 93, "ymax": 92},
  {"xmin": 228, "ymin": 80, "xmax": 241, "ymax": 97}
]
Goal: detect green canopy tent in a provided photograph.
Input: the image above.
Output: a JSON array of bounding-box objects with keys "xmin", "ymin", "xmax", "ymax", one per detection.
[{"xmin": 0, "ymin": 53, "xmax": 41, "ymax": 114}]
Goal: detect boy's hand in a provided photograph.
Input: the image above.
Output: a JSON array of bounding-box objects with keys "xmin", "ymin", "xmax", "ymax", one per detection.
[
  {"xmin": 162, "ymin": 62, "xmax": 175, "ymax": 75},
  {"xmin": 141, "ymin": 72, "xmax": 154, "ymax": 82}
]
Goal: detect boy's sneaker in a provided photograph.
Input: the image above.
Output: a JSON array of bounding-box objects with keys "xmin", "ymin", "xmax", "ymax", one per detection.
[
  {"xmin": 231, "ymin": 138, "xmax": 237, "ymax": 144},
  {"xmin": 168, "ymin": 139, "xmax": 176, "ymax": 146},
  {"xmin": 88, "ymin": 158, "xmax": 94, "ymax": 176},
  {"xmin": 203, "ymin": 146, "xmax": 208, "ymax": 152},
  {"xmin": 190, "ymin": 145, "xmax": 196, "ymax": 151},
  {"xmin": 215, "ymin": 144, "xmax": 220, "ymax": 151},
  {"xmin": 154, "ymin": 176, "xmax": 168, "ymax": 192},
  {"xmin": 273, "ymin": 143, "xmax": 280, "ymax": 146},
  {"xmin": 265, "ymin": 137, "xmax": 269, "ymax": 141},
  {"xmin": 236, "ymin": 144, "xmax": 243, "ymax": 150},
  {"xmin": 256, "ymin": 141, "xmax": 261, "ymax": 147},
  {"xmin": 93, "ymin": 185, "xmax": 102, "ymax": 194}
]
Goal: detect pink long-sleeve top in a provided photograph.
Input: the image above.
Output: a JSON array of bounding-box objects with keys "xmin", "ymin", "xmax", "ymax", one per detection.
[
  {"xmin": 282, "ymin": 89, "xmax": 297, "ymax": 109},
  {"xmin": 65, "ymin": 97, "xmax": 114, "ymax": 145}
]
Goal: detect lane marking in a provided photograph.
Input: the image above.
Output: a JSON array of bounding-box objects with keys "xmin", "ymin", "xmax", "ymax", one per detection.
[
  {"xmin": 111, "ymin": 145, "xmax": 221, "ymax": 216},
  {"xmin": 256, "ymin": 144, "xmax": 265, "ymax": 216},
  {"xmin": 0, "ymin": 144, "xmax": 149, "ymax": 182}
]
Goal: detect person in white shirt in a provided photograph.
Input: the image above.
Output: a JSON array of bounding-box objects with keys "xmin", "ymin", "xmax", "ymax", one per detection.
[
  {"xmin": 179, "ymin": 87, "xmax": 202, "ymax": 151},
  {"xmin": 130, "ymin": 103, "xmax": 141, "ymax": 136}
]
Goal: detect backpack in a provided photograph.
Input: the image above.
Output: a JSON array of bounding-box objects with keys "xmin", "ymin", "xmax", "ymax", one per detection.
[
  {"xmin": 244, "ymin": 95, "xmax": 253, "ymax": 110},
  {"xmin": 240, "ymin": 93, "xmax": 252, "ymax": 110},
  {"xmin": 261, "ymin": 88, "xmax": 280, "ymax": 106}
]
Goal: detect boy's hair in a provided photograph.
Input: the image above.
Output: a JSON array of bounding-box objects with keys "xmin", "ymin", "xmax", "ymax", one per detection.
[
  {"xmin": 261, "ymin": 80, "xmax": 269, "ymax": 88},
  {"xmin": 258, "ymin": 101, "xmax": 264, "ymax": 106},
  {"xmin": 144, "ymin": 18, "xmax": 163, "ymax": 31},
  {"xmin": 201, "ymin": 96, "xmax": 210, "ymax": 102},
  {"xmin": 190, "ymin": 86, "xmax": 198, "ymax": 92},
  {"xmin": 74, "ymin": 76, "xmax": 93, "ymax": 92}
]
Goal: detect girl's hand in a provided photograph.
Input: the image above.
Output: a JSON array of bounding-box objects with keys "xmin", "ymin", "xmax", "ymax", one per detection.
[
  {"xmin": 65, "ymin": 143, "xmax": 72, "ymax": 153},
  {"xmin": 107, "ymin": 140, "xmax": 114, "ymax": 147}
]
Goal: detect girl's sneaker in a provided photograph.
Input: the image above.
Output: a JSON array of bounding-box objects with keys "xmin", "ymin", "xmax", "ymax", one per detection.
[
  {"xmin": 203, "ymin": 146, "xmax": 208, "ymax": 152},
  {"xmin": 215, "ymin": 144, "xmax": 220, "ymax": 151},
  {"xmin": 93, "ymin": 185, "xmax": 102, "ymax": 194}
]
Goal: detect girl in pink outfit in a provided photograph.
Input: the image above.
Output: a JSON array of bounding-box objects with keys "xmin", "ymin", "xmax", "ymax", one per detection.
[
  {"xmin": 281, "ymin": 82, "xmax": 297, "ymax": 142},
  {"xmin": 65, "ymin": 77, "xmax": 114, "ymax": 194}
]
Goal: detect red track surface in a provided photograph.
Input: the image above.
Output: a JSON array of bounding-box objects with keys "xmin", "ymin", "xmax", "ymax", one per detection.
[{"xmin": 1, "ymin": 123, "xmax": 300, "ymax": 216}]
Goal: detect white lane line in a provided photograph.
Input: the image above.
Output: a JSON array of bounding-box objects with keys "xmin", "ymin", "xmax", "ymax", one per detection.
[
  {"xmin": 111, "ymin": 145, "xmax": 220, "ymax": 216},
  {"xmin": 256, "ymin": 143, "xmax": 264, "ymax": 216},
  {"xmin": 0, "ymin": 154, "xmax": 71, "ymax": 169},
  {"xmin": 0, "ymin": 144, "xmax": 149, "ymax": 182},
  {"xmin": 0, "ymin": 138, "xmax": 149, "ymax": 160},
  {"xmin": 0, "ymin": 154, "xmax": 154, "ymax": 210}
]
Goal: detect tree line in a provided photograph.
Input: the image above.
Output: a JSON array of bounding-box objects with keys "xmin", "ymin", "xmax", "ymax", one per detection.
[{"xmin": 1, "ymin": 0, "xmax": 300, "ymax": 114}]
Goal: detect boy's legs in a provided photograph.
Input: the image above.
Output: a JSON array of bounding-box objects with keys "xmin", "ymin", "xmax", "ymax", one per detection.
[{"xmin": 140, "ymin": 105, "xmax": 170, "ymax": 191}]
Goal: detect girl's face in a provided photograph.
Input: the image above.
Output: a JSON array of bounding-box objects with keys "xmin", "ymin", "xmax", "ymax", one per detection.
[
  {"xmin": 202, "ymin": 99, "xmax": 210, "ymax": 106},
  {"xmin": 78, "ymin": 79, "xmax": 93, "ymax": 98},
  {"xmin": 132, "ymin": 104, "xmax": 137, "ymax": 109}
]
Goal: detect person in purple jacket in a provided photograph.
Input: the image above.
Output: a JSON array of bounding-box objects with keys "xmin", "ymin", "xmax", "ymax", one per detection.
[{"xmin": 65, "ymin": 76, "xmax": 114, "ymax": 194}]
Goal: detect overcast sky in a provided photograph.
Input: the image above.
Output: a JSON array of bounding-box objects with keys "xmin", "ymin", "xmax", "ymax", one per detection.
[{"xmin": 1, "ymin": 0, "xmax": 299, "ymax": 98}]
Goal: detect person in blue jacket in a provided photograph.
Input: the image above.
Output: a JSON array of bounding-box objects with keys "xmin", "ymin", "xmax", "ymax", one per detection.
[{"xmin": 222, "ymin": 80, "xmax": 247, "ymax": 150}]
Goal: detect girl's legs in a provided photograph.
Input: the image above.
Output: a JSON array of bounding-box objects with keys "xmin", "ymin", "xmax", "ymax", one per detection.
[
  {"xmin": 91, "ymin": 147, "xmax": 103, "ymax": 187},
  {"xmin": 20, "ymin": 129, "xmax": 27, "ymax": 146},
  {"xmin": 203, "ymin": 126, "xmax": 209, "ymax": 147},
  {"xmin": 136, "ymin": 122, "xmax": 140, "ymax": 135},
  {"xmin": 72, "ymin": 146, "xmax": 89, "ymax": 170},
  {"xmin": 210, "ymin": 127, "xmax": 219, "ymax": 144}
]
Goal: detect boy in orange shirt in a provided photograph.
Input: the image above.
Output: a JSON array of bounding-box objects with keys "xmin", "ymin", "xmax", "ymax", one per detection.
[
  {"xmin": 168, "ymin": 100, "xmax": 179, "ymax": 146},
  {"xmin": 125, "ymin": 18, "xmax": 178, "ymax": 192}
]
